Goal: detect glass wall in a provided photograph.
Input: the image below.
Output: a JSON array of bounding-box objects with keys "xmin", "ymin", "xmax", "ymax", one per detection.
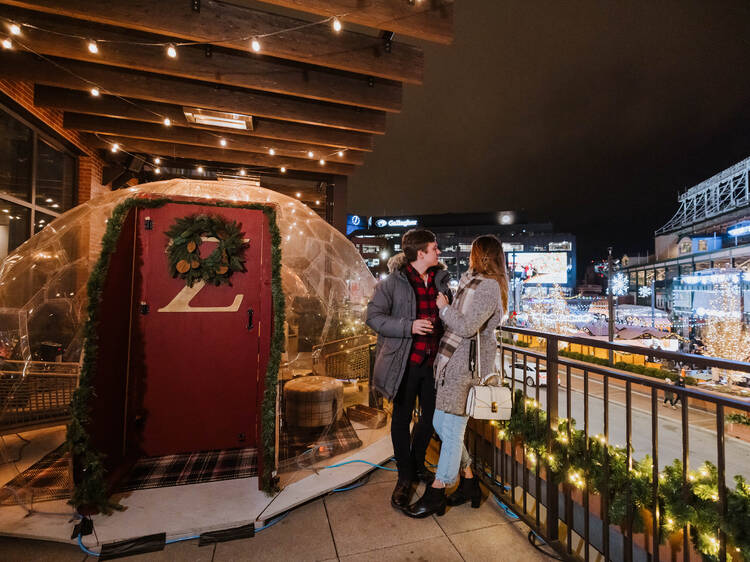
[{"xmin": 0, "ymin": 103, "xmax": 77, "ymax": 260}]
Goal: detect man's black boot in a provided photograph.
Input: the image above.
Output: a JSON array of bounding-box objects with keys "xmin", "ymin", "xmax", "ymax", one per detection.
[
  {"xmin": 404, "ymin": 486, "xmax": 446, "ymax": 518},
  {"xmin": 446, "ymin": 475, "xmax": 482, "ymax": 508},
  {"xmin": 415, "ymin": 464, "xmax": 435, "ymax": 485},
  {"xmin": 391, "ymin": 479, "xmax": 414, "ymax": 510}
]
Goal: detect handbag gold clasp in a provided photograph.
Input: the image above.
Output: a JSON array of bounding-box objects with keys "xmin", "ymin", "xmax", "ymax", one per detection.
[{"xmin": 491, "ymin": 401, "xmax": 498, "ymax": 413}]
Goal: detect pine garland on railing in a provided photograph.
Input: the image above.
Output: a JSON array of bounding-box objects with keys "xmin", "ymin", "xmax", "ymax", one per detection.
[
  {"xmin": 68, "ymin": 197, "xmax": 285, "ymax": 512},
  {"xmin": 497, "ymin": 390, "xmax": 750, "ymax": 560}
]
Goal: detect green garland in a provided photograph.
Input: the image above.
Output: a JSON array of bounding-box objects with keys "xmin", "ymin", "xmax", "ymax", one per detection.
[
  {"xmin": 498, "ymin": 390, "xmax": 750, "ymax": 560},
  {"xmin": 68, "ymin": 197, "xmax": 284, "ymax": 512},
  {"xmin": 165, "ymin": 214, "xmax": 248, "ymax": 287}
]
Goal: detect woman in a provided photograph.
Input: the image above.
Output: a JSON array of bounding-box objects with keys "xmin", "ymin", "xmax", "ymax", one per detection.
[{"xmin": 405, "ymin": 235, "xmax": 509, "ymax": 518}]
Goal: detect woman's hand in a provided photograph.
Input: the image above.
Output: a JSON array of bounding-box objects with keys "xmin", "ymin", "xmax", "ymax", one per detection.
[{"xmin": 436, "ymin": 292, "xmax": 449, "ymax": 309}]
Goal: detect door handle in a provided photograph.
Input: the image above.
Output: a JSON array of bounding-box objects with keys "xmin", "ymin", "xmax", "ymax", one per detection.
[{"xmin": 247, "ymin": 308, "xmax": 254, "ymax": 331}]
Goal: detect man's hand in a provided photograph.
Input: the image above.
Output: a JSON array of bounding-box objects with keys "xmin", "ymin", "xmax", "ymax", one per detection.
[
  {"xmin": 436, "ymin": 292, "xmax": 449, "ymax": 309},
  {"xmin": 411, "ymin": 319, "xmax": 433, "ymax": 335}
]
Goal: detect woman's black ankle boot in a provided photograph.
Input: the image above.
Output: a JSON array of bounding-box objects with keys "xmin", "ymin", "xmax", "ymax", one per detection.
[
  {"xmin": 446, "ymin": 475, "xmax": 482, "ymax": 508},
  {"xmin": 404, "ymin": 486, "xmax": 446, "ymax": 518}
]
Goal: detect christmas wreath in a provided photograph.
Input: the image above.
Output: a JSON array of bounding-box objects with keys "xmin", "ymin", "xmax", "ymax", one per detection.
[{"xmin": 165, "ymin": 214, "xmax": 248, "ymax": 287}]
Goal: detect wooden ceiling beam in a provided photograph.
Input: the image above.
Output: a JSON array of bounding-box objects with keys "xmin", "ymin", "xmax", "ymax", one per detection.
[
  {"xmin": 85, "ymin": 134, "xmax": 356, "ymax": 175},
  {"xmin": 0, "ymin": 0, "xmax": 424, "ymax": 84},
  {"xmin": 1, "ymin": 52, "xmax": 386, "ymax": 133},
  {"xmin": 0, "ymin": 5, "xmax": 402, "ymax": 112},
  {"xmin": 34, "ymin": 86, "xmax": 374, "ymax": 151},
  {"xmin": 253, "ymin": 0, "xmax": 454, "ymax": 45},
  {"xmin": 63, "ymin": 113, "xmax": 365, "ymax": 164}
]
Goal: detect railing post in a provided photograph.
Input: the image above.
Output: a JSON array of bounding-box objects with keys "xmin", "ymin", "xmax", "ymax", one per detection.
[{"xmin": 546, "ymin": 334, "xmax": 559, "ymax": 542}]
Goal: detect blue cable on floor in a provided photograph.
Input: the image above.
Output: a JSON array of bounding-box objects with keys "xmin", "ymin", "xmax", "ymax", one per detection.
[
  {"xmin": 255, "ymin": 511, "xmax": 288, "ymax": 531},
  {"xmin": 77, "ymin": 534, "xmax": 100, "ymax": 557},
  {"xmin": 320, "ymin": 459, "xmax": 397, "ymax": 472}
]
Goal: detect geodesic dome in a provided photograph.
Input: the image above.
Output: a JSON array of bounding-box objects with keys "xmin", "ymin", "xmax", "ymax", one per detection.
[{"xmin": 0, "ymin": 179, "xmax": 382, "ymax": 509}]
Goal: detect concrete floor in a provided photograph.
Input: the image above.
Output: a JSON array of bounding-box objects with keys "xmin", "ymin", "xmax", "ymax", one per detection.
[{"xmin": 0, "ymin": 461, "xmax": 555, "ymax": 561}]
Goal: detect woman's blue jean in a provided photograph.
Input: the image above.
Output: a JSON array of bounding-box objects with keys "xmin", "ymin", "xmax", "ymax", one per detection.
[{"xmin": 432, "ymin": 409, "xmax": 472, "ymax": 485}]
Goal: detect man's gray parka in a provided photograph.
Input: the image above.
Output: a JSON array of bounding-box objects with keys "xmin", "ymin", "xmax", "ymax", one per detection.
[{"xmin": 365, "ymin": 253, "xmax": 452, "ymax": 400}]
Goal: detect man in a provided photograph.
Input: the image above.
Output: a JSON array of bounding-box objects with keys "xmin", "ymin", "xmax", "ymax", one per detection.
[{"xmin": 366, "ymin": 229, "xmax": 452, "ymax": 511}]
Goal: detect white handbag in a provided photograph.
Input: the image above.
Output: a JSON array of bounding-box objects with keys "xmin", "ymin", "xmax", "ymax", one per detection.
[{"xmin": 465, "ymin": 329, "xmax": 512, "ymax": 420}]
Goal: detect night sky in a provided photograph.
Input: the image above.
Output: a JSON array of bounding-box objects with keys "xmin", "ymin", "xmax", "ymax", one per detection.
[{"xmin": 348, "ymin": 1, "xmax": 750, "ymax": 277}]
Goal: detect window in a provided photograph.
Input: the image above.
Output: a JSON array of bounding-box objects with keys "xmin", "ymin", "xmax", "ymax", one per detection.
[
  {"xmin": 697, "ymin": 239, "xmax": 708, "ymax": 252},
  {"xmin": 549, "ymin": 241, "xmax": 572, "ymax": 251},
  {"xmin": 679, "ymin": 239, "xmax": 692, "ymax": 254},
  {"xmin": 0, "ymin": 103, "xmax": 77, "ymax": 260}
]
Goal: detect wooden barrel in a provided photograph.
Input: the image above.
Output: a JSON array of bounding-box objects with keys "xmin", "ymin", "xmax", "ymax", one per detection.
[{"xmin": 283, "ymin": 376, "xmax": 344, "ymax": 428}]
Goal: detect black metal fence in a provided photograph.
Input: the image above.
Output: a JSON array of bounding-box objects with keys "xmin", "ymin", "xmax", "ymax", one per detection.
[{"xmin": 466, "ymin": 326, "xmax": 750, "ymax": 562}]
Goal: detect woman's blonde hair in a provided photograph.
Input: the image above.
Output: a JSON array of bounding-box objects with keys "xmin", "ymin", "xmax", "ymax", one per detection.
[{"xmin": 469, "ymin": 235, "xmax": 509, "ymax": 313}]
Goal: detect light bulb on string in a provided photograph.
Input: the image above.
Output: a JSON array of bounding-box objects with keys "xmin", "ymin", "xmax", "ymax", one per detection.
[
  {"xmin": 197, "ymin": 166, "xmax": 204, "ymax": 173},
  {"xmin": 166, "ymin": 44, "xmax": 177, "ymax": 58},
  {"xmin": 295, "ymin": 192, "xmax": 301, "ymax": 198},
  {"xmin": 9, "ymin": 23, "xmax": 21, "ymax": 36},
  {"xmin": 280, "ymin": 166, "xmax": 286, "ymax": 173},
  {"xmin": 90, "ymin": 87, "xmax": 100, "ymax": 97},
  {"xmin": 315, "ymin": 200, "xmax": 320, "ymax": 205},
  {"xmin": 154, "ymin": 167, "xmax": 161, "ymax": 174},
  {"xmin": 332, "ymin": 17, "xmax": 342, "ymax": 32},
  {"xmin": 269, "ymin": 148, "xmax": 275, "ymax": 156},
  {"xmin": 338, "ymin": 150, "xmax": 344, "ymax": 157},
  {"xmin": 319, "ymin": 159, "xmax": 325, "ymax": 166},
  {"xmin": 2, "ymin": 38, "xmax": 12, "ymax": 49},
  {"xmin": 219, "ymin": 138, "xmax": 227, "ymax": 147},
  {"xmin": 110, "ymin": 143, "xmax": 119, "ymax": 153},
  {"xmin": 239, "ymin": 168, "xmax": 246, "ymax": 176},
  {"xmin": 250, "ymin": 38, "xmax": 261, "ymax": 52},
  {"xmin": 87, "ymin": 40, "xmax": 99, "ymax": 54},
  {"xmin": 154, "ymin": 157, "xmax": 161, "ymax": 165},
  {"xmin": 307, "ymin": 151, "xmax": 314, "ymax": 158},
  {"xmin": 163, "ymin": 117, "xmax": 171, "ymax": 127}
]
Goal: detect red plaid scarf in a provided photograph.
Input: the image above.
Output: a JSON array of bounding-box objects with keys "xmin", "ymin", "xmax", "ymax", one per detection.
[{"xmin": 404, "ymin": 264, "xmax": 443, "ymax": 366}]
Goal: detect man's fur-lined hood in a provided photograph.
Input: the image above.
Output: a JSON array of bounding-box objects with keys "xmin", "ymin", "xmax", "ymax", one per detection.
[{"xmin": 387, "ymin": 252, "xmax": 448, "ymax": 274}]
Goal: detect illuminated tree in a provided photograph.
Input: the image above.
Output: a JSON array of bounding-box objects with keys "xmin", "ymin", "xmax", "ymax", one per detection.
[
  {"xmin": 702, "ymin": 281, "xmax": 750, "ymax": 386},
  {"xmin": 526, "ymin": 284, "xmax": 575, "ymax": 335}
]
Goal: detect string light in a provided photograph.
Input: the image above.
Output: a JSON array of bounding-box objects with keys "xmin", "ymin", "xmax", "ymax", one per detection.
[
  {"xmin": 197, "ymin": 166, "xmax": 204, "ymax": 173},
  {"xmin": 295, "ymin": 192, "xmax": 301, "ymax": 198},
  {"xmin": 280, "ymin": 166, "xmax": 286, "ymax": 173},
  {"xmin": 219, "ymin": 138, "xmax": 227, "ymax": 146},
  {"xmin": 307, "ymin": 151, "xmax": 314, "ymax": 158},
  {"xmin": 319, "ymin": 159, "xmax": 325, "ymax": 166},
  {"xmin": 9, "ymin": 23, "xmax": 21, "ymax": 35},
  {"xmin": 332, "ymin": 17, "xmax": 342, "ymax": 32},
  {"xmin": 166, "ymin": 43, "xmax": 177, "ymax": 58},
  {"xmin": 269, "ymin": 148, "xmax": 275, "ymax": 156},
  {"xmin": 163, "ymin": 117, "xmax": 171, "ymax": 127},
  {"xmin": 110, "ymin": 143, "xmax": 119, "ymax": 153},
  {"xmin": 239, "ymin": 168, "xmax": 246, "ymax": 176},
  {"xmin": 87, "ymin": 40, "xmax": 98, "ymax": 54},
  {"xmin": 154, "ymin": 157, "xmax": 161, "ymax": 165},
  {"xmin": 154, "ymin": 167, "xmax": 160, "ymax": 174},
  {"xmin": 90, "ymin": 87, "xmax": 100, "ymax": 97},
  {"xmin": 315, "ymin": 200, "xmax": 320, "ymax": 205},
  {"xmin": 251, "ymin": 38, "xmax": 261, "ymax": 52},
  {"xmin": 2, "ymin": 38, "xmax": 12, "ymax": 49},
  {"xmin": 338, "ymin": 150, "xmax": 344, "ymax": 157}
]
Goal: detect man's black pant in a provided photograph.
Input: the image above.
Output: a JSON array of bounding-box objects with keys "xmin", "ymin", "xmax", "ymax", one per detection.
[{"xmin": 391, "ymin": 362, "xmax": 436, "ymax": 482}]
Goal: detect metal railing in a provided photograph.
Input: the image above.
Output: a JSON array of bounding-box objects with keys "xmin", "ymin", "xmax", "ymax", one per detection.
[
  {"xmin": 0, "ymin": 360, "xmax": 80, "ymax": 434},
  {"xmin": 465, "ymin": 326, "xmax": 750, "ymax": 562}
]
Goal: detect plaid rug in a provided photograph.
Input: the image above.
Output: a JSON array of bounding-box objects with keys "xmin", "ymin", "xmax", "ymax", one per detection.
[
  {"xmin": 0, "ymin": 445, "xmax": 72, "ymax": 505},
  {"xmin": 279, "ymin": 414, "xmax": 363, "ymax": 462},
  {"xmin": 116, "ymin": 447, "xmax": 258, "ymax": 492}
]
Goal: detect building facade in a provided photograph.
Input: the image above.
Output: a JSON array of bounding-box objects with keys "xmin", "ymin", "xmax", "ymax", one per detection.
[{"xmin": 348, "ymin": 212, "xmax": 577, "ymax": 303}]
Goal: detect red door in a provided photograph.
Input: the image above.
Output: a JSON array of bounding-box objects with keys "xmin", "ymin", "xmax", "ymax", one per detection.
[{"xmin": 131, "ymin": 202, "xmax": 270, "ymax": 456}]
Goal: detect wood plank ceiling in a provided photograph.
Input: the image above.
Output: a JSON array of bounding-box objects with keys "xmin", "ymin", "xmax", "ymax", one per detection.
[{"xmin": 0, "ymin": 0, "xmax": 453, "ymax": 185}]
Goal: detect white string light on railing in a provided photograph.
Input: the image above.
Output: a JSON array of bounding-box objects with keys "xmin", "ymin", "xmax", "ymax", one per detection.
[
  {"xmin": 154, "ymin": 167, "xmax": 160, "ymax": 174},
  {"xmin": 219, "ymin": 138, "xmax": 227, "ymax": 146},
  {"xmin": 268, "ymin": 148, "xmax": 275, "ymax": 156},
  {"xmin": 239, "ymin": 168, "xmax": 246, "ymax": 175},
  {"xmin": 9, "ymin": 23, "xmax": 21, "ymax": 35},
  {"xmin": 90, "ymin": 87, "xmax": 100, "ymax": 97},
  {"xmin": 280, "ymin": 166, "xmax": 286, "ymax": 173},
  {"xmin": 332, "ymin": 17, "xmax": 342, "ymax": 32},
  {"xmin": 196, "ymin": 165, "xmax": 204, "ymax": 173},
  {"xmin": 87, "ymin": 39, "xmax": 98, "ymax": 54},
  {"xmin": 250, "ymin": 38, "xmax": 261, "ymax": 52},
  {"xmin": 110, "ymin": 143, "xmax": 119, "ymax": 152},
  {"xmin": 163, "ymin": 117, "xmax": 171, "ymax": 127},
  {"xmin": 307, "ymin": 151, "xmax": 314, "ymax": 158},
  {"xmin": 319, "ymin": 159, "xmax": 325, "ymax": 166},
  {"xmin": 2, "ymin": 38, "xmax": 11, "ymax": 49},
  {"xmin": 154, "ymin": 157, "xmax": 161, "ymax": 164},
  {"xmin": 166, "ymin": 43, "xmax": 177, "ymax": 58}
]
